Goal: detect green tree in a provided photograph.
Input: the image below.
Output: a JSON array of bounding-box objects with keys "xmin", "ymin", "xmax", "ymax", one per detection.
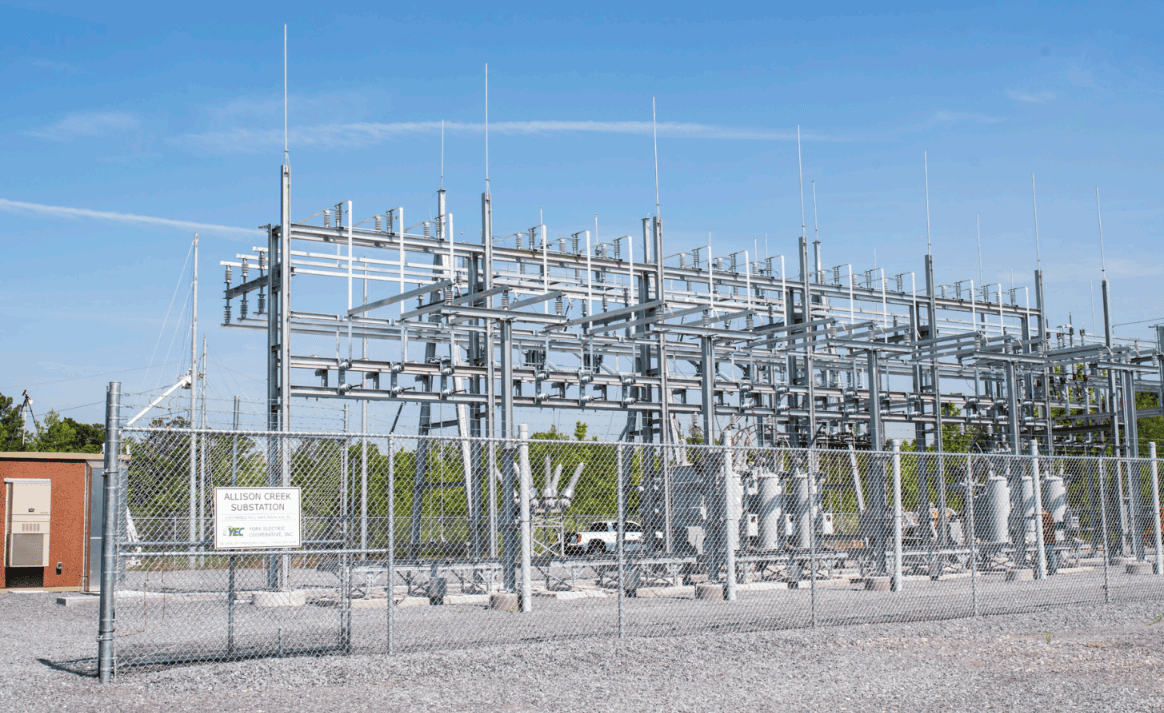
[
  {"xmin": 28, "ymin": 410, "xmax": 105, "ymax": 453},
  {"xmin": 0, "ymin": 393, "xmax": 22, "ymax": 451}
]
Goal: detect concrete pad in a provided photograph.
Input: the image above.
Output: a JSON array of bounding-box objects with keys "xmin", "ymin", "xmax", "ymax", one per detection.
[
  {"xmin": 489, "ymin": 592, "xmax": 519, "ymax": 612},
  {"xmin": 56, "ymin": 595, "xmax": 99, "ymax": 606},
  {"xmin": 1126, "ymin": 562, "xmax": 1155, "ymax": 575},
  {"xmin": 633, "ymin": 585, "xmax": 694, "ymax": 598},
  {"xmin": 864, "ymin": 576, "xmax": 892, "ymax": 592},
  {"xmin": 737, "ymin": 581, "xmax": 788, "ymax": 592},
  {"xmin": 349, "ymin": 598, "xmax": 388, "ymax": 609},
  {"xmin": 533, "ymin": 590, "xmax": 608, "ymax": 600},
  {"xmin": 396, "ymin": 596, "xmax": 429, "ymax": 608},
  {"xmin": 1005, "ymin": 569, "xmax": 1034, "ymax": 582},
  {"xmin": 252, "ymin": 590, "xmax": 306, "ymax": 608},
  {"xmin": 695, "ymin": 582, "xmax": 725, "ymax": 601},
  {"xmin": 444, "ymin": 594, "xmax": 491, "ymax": 605}
]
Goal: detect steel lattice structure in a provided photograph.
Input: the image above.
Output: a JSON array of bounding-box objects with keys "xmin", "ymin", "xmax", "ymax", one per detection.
[{"xmin": 219, "ymin": 161, "xmax": 1164, "ymax": 560}]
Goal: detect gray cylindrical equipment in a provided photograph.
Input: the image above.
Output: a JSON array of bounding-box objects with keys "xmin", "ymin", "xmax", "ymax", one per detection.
[
  {"xmin": 975, "ymin": 474, "xmax": 1011, "ymax": 544},
  {"xmin": 792, "ymin": 469, "xmax": 812, "ymax": 549},
  {"xmin": 757, "ymin": 472, "xmax": 783, "ymax": 550},
  {"xmin": 1011, "ymin": 475, "xmax": 1035, "ymax": 544},
  {"xmin": 1041, "ymin": 475, "xmax": 1067, "ymax": 523}
]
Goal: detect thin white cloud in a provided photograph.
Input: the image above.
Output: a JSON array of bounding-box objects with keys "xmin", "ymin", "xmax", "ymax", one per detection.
[
  {"xmin": 24, "ymin": 111, "xmax": 139, "ymax": 141},
  {"xmin": 175, "ymin": 120, "xmax": 820, "ymax": 153},
  {"xmin": 1007, "ymin": 89, "xmax": 1055, "ymax": 103},
  {"xmin": 933, "ymin": 111, "xmax": 1005, "ymax": 124},
  {"xmin": 22, "ymin": 57, "xmax": 80, "ymax": 73},
  {"xmin": 0, "ymin": 199, "xmax": 262, "ymax": 239}
]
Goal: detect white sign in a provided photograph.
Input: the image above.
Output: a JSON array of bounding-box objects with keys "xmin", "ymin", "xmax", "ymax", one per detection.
[{"xmin": 213, "ymin": 487, "xmax": 302, "ymax": 550}]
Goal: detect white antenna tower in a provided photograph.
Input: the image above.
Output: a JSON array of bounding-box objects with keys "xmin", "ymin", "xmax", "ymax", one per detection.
[
  {"xmin": 440, "ymin": 119, "xmax": 445, "ymax": 189},
  {"xmin": 652, "ymin": 98, "xmax": 661, "ymax": 217},
  {"xmin": 1031, "ymin": 174, "xmax": 1042, "ymax": 269},
  {"xmin": 797, "ymin": 125, "xmax": 805, "ymax": 240},
  {"xmin": 283, "ymin": 24, "xmax": 288, "ymax": 166},
  {"xmin": 484, "ymin": 64, "xmax": 489, "ymax": 191},
  {"xmin": 976, "ymin": 214, "xmax": 984, "ymax": 287},
  {"xmin": 812, "ymin": 179, "xmax": 819, "ymax": 242},
  {"xmin": 1095, "ymin": 186, "xmax": 1107, "ymax": 278},
  {"xmin": 924, "ymin": 151, "xmax": 932, "ymax": 255}
]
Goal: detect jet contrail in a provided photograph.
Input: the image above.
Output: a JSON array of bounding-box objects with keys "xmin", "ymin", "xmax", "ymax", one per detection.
[{"xmin": 0, "ymin": 198, "xmax": 262, "ymax": 239}]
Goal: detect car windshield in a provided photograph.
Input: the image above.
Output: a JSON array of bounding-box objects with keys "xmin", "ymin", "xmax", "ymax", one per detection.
[
  {"xmin": 588, "ymin": 522, "xmax": 609, "ymax": 532},
  {"xmin": 625, "ymin": 523, "xmax": 642, "ymax": 532}
]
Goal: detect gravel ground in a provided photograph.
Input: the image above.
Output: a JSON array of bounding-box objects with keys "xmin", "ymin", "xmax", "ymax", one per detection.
[{"xmin": 5, "ymin": 590, "xmax": 1164, "ymax": 712}]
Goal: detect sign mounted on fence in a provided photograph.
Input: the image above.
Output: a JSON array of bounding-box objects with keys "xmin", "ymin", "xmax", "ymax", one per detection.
[{"xmin": 213, "ymin": 487, "xmax": 302, "ymax": 550}]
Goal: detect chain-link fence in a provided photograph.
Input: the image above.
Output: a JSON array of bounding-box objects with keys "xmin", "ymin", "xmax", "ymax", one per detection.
[{"xmin": 103, "ymin": 425, "xmax": 1164, "ymax": 673}]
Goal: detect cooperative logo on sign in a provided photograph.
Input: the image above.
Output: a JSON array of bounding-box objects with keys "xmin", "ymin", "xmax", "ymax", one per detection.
[{"xmin": 227, "ymin": 527, "xmax": 244, "ymax": 537}]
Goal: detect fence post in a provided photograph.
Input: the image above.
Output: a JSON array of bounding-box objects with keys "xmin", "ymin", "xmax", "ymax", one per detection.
[
  {"xmin": 1152, "ymin": 442, "xmax": 1162, "ymax": 576},
  {"xmin": 966, "ymin": 453, "xmax": 978, "ymax": 617},
  {"xmin": 725, "ymin": 444, "xmax": 739, "ymax": 602},
  {"xmin": 617, "ymin": 442, "xmax": 625, "ymax": 639},
  {"xmin": 1031, "ymin": 442, "xmax": 1047, "ymax": 580},
  {"xmin": 808, "ymin": 458, "xmax": 816, "ymax": 626},
  {"xmin": 387, "ymin": 435, "xmax": 395, "ymax": 654},
  {"xmin": 518, "ymin": 425, "xmax": 532, "ymax": 612},
  {"xmin": 97, "ymin": 382, "xmax": 121, "ymax": 684},
  {"xmin": 1098, "ymin": 457, "xmax": 1111, "ymax": 604},
  {"xmin": 340, "ymin": 406, "xmax": 351, "ymax": 651},
  {"xmin": 228, "ymin": 396, "xmax": 239, "ymax": 656},
  {"xmin": 891, "ymin": 440, "xmax": 903, "ymax": 593}
]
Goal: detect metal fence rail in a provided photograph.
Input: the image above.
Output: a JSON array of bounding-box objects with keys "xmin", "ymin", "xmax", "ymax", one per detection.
[{"xmin": 97, "ymin": 417, "xmax": 1164, "ymax": 679}]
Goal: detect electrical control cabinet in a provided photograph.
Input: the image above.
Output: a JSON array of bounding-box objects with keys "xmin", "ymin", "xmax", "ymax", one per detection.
[{"xmin": 6, "ymin": 479, "xmax": 51, "ymax": 568}]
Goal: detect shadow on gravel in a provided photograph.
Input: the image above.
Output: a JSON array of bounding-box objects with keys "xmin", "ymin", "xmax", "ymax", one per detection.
[{"xmin": 38, "ymin": 657, "xmax": 97, "ymax": 678}]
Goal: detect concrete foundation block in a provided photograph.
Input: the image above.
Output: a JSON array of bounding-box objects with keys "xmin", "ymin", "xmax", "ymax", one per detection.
[
  {"xmin": 864, "ymin": 576, "xmax": 892, "ymax": 592},
  {"xmin": 1126, "ymin": 562, "xmax": 1155, "ymax": 575},
  {"xmin": 253, "ymin": 590, "xmax": 306, "ymax": 607},
  {"xmin": 694, "ymin": 582, "xmax": 725, "ymax": 601},
  {"xmin": 489, "ymin": 592, "xmax": 520, "ymax": 612},
  {"xmin": 1004, "ymin": 569, "xmax": 1034, "ymax": 582}
]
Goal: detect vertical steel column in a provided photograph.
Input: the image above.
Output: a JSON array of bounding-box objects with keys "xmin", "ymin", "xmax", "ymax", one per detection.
[
  {"xmin": 1031, "ymin": 442, "xmax": 1047, "ymax": 579},
  {"xmin": 867, "ymin": 349, "xmax": 888, "ymax": 575},
  {"xmin": 724, "ymin": 443, "xmax": 739, "ymax": 602},
  {"xmin": 483, "ymin": 190, "xmax": 498, "ymax": 558},
  {"xmin": 278, "ymin": 165, "xmax": 292, "ymax": 590},
  {"xmin": 501, "ymin": 320, "xmax": 516, "ymax": 591},
  {"xmin": 189, "ymin": 234, "xmax": 199, "ymax": 570},
  {"xmin": 280, "ymin": 165, "xmax": 292, "ymax": 431},
  {"xmin": 228, "ymin": 396, "xmax": 239, "ymax": 656},
  {"xmin": 966, "ymin": 452, "xmax": 978, "ymax": 616},
  {"xmin": 340, "ymin": 406, "xmax": 351, "ymax": 650},
  {"xmin": 97, "ymin": 382, "xmax": 121, "ymax": 684},
  {"xmin": 799, "ymin": 237, "xmax": 817, "ymax": 446},
  {"xmin": 616, "ymin": 442, "xmax": 626, "ymax": 638},
  {"xmin": 701, "ymin": 336, "xmax": 715, "ymax": 446},
  {"xmin": 267, "ymin": 223, "xmax": 281, "ymax": 432},
  {"xmin": 1098, "ymin": 457, "xmax": 1111, "ymax": 602},
  {"xmin": 266, "ymin": 218, "xmax": 282, "ymax": 590},
  {"xmin": 387, "ymin": 435, "xmax": 395, "ymax": 654},
  {"xmin": 891, "ymin": 439, "xmax": 903, "ymax": 592},
  {"xmin": 1151, "ymin": 442, "xmax": 1162, "ymax": 576},
  {"xmin": 1005, "ymin": 361, "xmax": 1021, "ymax": 455},
  {"xmin": 361, "ymin": 401, "xmax": 368, "ymax": 558},
  {"xmin": 1124, "ymin": 372, "xmax": 1145, "ymax": 561},
  {"xmin": 518, "ymin": 424, "xmax": 532, "ymax": 612}
]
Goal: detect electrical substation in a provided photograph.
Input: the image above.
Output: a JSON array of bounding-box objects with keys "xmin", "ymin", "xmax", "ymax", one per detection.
[{"xmin": 207, "ymin": 146, "xmax": 1164, "ymax": 594}]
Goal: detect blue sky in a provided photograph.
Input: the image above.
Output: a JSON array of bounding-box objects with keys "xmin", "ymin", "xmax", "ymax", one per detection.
[{"xmin": 2, "ymin": 1, "xmax": 1163, "ymax": 431}]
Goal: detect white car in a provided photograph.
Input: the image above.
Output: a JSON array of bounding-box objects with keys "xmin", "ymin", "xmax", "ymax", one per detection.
[{"xmin": 565, "ymin": 520, "xmax": 643, "ymax": 555}]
